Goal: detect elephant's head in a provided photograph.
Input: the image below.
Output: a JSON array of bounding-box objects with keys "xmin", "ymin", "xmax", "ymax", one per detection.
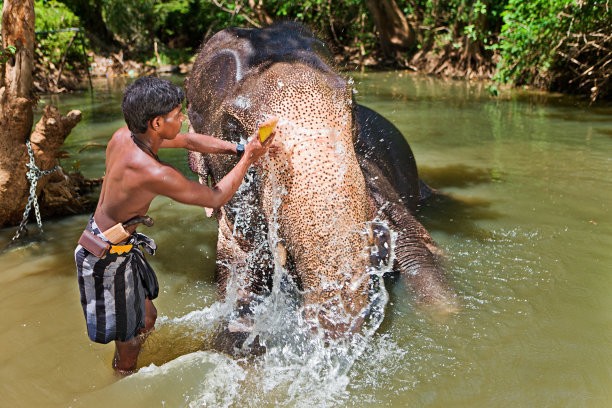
[{"xmin": 186, "ymin": 24, "xmax": 385, "ymax": 336}]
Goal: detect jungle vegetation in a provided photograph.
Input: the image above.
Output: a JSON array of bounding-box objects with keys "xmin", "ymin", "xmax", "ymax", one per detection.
[{"xmin": 11, "ymin": 0, "xmax": 610, "ymax": 101}]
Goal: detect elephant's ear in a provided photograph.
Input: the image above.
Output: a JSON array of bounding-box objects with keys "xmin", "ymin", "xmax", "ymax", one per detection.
[
  {"xmin": 186, "ymin": 29, "xmax": 254, "ymax": 136},
  {"xmin": 186, "ymin": 29, "xmax": 254, "ymax": 202}
]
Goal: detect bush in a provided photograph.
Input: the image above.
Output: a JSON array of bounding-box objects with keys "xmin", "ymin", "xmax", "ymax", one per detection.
[
  {"xmin": 496, "ymin": 0, "xmax": 611, "ymax": 99},
  {"xmin": 34, "ymin": 0, "xmax": 88, "ymax": 74}
]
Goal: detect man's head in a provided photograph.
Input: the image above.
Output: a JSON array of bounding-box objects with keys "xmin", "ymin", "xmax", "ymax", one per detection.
[{"xmin": 122, "ymin": 77, "xmax": 185, "ymax": 134}]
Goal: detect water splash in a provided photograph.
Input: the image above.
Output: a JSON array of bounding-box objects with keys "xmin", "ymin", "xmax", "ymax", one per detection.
[
  {"xmin": 139, "ymin": 113, "xmax": 400, "ymax": 406},
  {"xmin": 213, "ymin": 166, "xmax": 398, "ymax": 405}
]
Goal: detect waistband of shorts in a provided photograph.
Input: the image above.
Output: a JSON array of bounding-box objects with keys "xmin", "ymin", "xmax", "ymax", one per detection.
[{"xmin": 86, "ymin": 215, "xmax": 157, "ymax": 255}]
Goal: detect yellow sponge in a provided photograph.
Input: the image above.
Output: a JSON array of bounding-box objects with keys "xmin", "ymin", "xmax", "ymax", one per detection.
[{"xmin": 258, "ymin": 117, "xmax": 278, "ymax": 143}]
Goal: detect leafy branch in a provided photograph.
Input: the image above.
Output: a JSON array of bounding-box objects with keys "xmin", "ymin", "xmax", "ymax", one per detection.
[{"xmin": 0, "ymin": 45, "xmax": 17, "ymax": 64}]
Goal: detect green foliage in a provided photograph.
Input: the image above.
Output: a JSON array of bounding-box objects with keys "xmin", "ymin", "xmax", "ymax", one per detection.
[
  {"xmin": 34, "ymin": 0, "xmax": 88, "ymax": 73},
  {"xmin": 496, "ymin": 0, "xmax": 570, "ymax": 85},
  {"xmin": 4, "ymin": 0, "xmax": 605, "ymax": 98},
  {"xmin": 101, "ymin": 0, "xmax": 156, "ymax": 55},
  {"xmin": 410, "ymin": 0, "xmax": 507, "ymax": 42},
  {"xmin": 150, "ymin": 0, "xmax": 244, "ymax": 53},
  {"xmin": 486, "ymin": 83, "xmax": 499, "ymax": 96},
  {"xmin": 0, "ymin": 45, "xmax": 17, "ymax": 63},
  {"xmin": 262, "ymin": 0, "xmax": 375, "ymax": 49},
  {"xmin": 36, "ymin": 0, "xmax": 80, "ymax": 30},
  {"xmin": 496, "ymin": 0, "xmax": 611, "ymax": 91}
]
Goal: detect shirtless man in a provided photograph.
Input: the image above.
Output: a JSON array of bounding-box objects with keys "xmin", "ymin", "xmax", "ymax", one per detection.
[{"xmin": 74, "ymin": 77, "xmax": 275, "ymax": 374}]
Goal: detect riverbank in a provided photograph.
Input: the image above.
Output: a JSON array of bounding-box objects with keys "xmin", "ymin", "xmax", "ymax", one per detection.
[
  {"xmin": 36, "ymin": 44, "xmax": 599, "ymax": 103},
  {"xmin": 33, "ymin": 49, "xmax": 192, "ymax": 94},
  {"xmin": 33, "ymin": 45, "xmax": 502, "ymax": 94}
]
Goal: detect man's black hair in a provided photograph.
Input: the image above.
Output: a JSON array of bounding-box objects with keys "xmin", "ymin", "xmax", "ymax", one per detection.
[{"xmin": 122, "ymin": 77, "xmax": 185, "ymax": 134}]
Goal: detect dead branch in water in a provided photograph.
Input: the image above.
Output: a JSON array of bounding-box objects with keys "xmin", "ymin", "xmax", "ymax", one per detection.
[{"xmin": 77, "ymin": 142, "xmax": 107, "ymax": 153}]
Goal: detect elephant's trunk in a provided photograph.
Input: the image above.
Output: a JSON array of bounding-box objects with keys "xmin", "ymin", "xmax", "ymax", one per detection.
[
  {"xmin": 276, "ymin": 144, "xmax": 371, "ymax": 335},
  {"xmin": 257, "ymin": 65, "xmax": 372, "ymax": 335}
]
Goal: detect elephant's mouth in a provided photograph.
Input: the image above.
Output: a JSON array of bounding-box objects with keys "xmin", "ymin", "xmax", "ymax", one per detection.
[{"xmin": 366, "ymin": 221, "xmax": 394, "ymax": 269}]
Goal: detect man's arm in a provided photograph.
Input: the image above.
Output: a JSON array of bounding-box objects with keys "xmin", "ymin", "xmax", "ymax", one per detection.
[
  {"xmin": 160, "ymin": 133, "xmax": 237, "ymax": 155},
  {"xmin": 146, "ymin": 156, "xmax": 248, "ymax": 209},
  {"xmin": 149, "ymin": 133, "xmax": 274, "ymax": 209}
]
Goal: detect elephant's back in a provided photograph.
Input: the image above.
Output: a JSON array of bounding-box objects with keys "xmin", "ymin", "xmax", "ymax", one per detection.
[
  {"xmin": 354, "ymin": 104, "xmax": 420, "ymax": 213},
  {"xmin": 224, "ymin": 22, "xmax": 335, "ymax": 72}
]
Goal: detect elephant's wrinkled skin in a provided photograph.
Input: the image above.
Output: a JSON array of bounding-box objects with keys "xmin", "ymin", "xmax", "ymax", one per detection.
[{"xmin": 185, "ymin": 22, "xmax": 455, "ymax": 347}]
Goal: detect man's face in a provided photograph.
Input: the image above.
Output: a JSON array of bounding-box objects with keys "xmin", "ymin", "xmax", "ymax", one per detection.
[{"xmin": 159, "ymin": 105, "xmax": 185, "ymax": 139}]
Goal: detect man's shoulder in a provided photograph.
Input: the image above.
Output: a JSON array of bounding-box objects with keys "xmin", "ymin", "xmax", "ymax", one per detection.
[
  {"xmin": 111, "ymin": 126, "xmax": 131, "ymax": 140},
  {"xmin": 107, "ymin": 127, "xmax": 130, "ymax": 152},
  {"xmin": 107, "ymin": 128, "xmax": 151, "ymax": 173}
]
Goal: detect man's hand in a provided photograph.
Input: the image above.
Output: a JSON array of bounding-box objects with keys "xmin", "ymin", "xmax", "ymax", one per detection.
[{"xmin": 244, "ymin": 128, "xmax": 277, "ymax": 164}]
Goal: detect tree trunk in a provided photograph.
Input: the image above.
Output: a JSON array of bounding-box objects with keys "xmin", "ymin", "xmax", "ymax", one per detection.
[
  {"xmin": 365, "ymin": 0, "xmax": 415, "ymax": 59},
  {"xmin": 32, "ymin": 106, "xmax": 100, "ymax": 219},
  {"xmin": 248, "ymin": 0, "xmax": 273, "ymax": 26},
  {"xmin": 0, "ymin": 0, "xmax": 36, "ymax": 227},
  {"xmin": 0, "ymin": 1, "xmax": 99, "ymax": 229},
  {"xmin": 57, "ymin": 0, "xmax": 121, "ymax": 52}
]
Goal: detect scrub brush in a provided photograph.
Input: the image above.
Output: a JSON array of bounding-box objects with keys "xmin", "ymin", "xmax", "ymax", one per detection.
[{"xmin": 258, "ymin": 117, "xmax": 278, "ymax": 143}]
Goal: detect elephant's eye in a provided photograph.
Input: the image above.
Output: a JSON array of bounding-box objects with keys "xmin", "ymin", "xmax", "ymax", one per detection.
[{"xmin": 223, "ymin": 115, "xmax": 245, "ymax": 144}]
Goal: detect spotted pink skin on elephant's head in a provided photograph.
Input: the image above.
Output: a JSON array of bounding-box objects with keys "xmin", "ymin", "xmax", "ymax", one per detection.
[{"xmin": 227, "ymin": 62, "xmax": 372, "ymax": 333}]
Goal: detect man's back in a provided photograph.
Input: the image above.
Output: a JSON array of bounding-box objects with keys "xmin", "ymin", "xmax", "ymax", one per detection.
[{"xmin": 95, "ymin": 127, "xmax": 159, "ymax": 233}]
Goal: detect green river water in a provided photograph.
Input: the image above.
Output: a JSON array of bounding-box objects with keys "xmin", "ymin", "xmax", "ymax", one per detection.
[{"xmin": 0, "ymin": 72, "xmax": 611, "ymax": 407}]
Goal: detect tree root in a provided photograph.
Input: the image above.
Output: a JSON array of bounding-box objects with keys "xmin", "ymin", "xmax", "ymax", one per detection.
[
  {"xmin": 412, "ymin": 38, "xmax": 497, "ymax": 80},
  {"xmin": 552, "ymin": 30, "xmax": 611, "ymax": 102},
  {"xmin": 31, "ymin": 105, "xmax": 101, "ymax": 219},
  {"xmin": 0, "ymin": 105, "xmax": 101, "ymax": 226}
]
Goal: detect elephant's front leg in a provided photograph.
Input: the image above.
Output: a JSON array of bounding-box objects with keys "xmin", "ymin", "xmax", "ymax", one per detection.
[
  {"xmin": 390, "ymin": 206, "xmax": 457, "ymax": 310},
  {"xmin": 368, "ymin": 189, "xmax": 459, "ymax": 315},
  {"xmin": 212, "ymin": 210, "xmax": 271, "ymax": 355}
]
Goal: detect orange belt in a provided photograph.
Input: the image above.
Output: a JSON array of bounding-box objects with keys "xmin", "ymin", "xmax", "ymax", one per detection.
[{"xmin": 109, "ymin": 244, "xmax": 133, "ymax": 255}]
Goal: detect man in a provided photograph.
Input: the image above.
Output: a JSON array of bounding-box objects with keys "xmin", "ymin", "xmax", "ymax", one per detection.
[{"xmin": 75, "ymin": 77, "xmax": 276, "ymax": 374}]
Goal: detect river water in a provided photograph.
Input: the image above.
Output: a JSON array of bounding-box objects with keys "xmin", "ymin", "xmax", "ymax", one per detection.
[{"xmin": 1, "ymin": 72, "xmax": 611, "ymax": 407}]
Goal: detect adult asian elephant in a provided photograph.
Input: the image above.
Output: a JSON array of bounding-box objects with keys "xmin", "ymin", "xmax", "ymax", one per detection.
[{"xmin": 185, "ymin": 22, "xmax": 455, "ymax": 347}]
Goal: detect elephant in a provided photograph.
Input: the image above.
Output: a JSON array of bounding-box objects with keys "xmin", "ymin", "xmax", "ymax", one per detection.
[{"xmin": 184, "ymin": 22, "xmax": 456, "ymax": 349}]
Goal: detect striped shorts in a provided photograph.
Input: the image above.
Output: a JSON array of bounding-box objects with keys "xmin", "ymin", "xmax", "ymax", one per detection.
[{"xmin": 75, "ymin": 216, "xmax": 159, "ymax": 344}]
